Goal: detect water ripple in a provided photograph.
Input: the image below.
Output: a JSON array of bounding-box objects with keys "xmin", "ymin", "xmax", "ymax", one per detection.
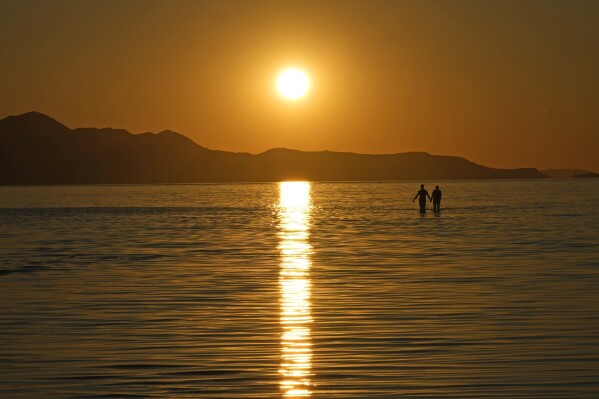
[{"xmin": 0, "ymin": 180, "xmax": 598, "ymax": 398}]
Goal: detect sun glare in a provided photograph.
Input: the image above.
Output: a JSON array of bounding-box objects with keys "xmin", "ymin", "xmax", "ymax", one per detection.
[{"xmin": 276, "ymin": 68, "xmax": 310, "ymax": 100}]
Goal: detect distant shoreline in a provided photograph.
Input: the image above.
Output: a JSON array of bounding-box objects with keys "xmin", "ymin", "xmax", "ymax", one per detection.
[{"xmin": 6, "ymin": 178, "xmax": 597, "ymax": 188}]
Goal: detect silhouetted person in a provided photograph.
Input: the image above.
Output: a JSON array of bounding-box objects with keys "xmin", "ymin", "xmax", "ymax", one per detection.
[
  {"xmin": 412, "ymin": 184, "xmax": 431, "ymax": 213},
  {"xmin": 431, "ymin": 185, "xmax": 442, "ymax": 212}
]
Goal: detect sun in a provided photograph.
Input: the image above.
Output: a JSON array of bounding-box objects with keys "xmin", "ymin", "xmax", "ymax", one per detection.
[{"xmin": 276, "ymin": 68, "xmax": 310, "ymax": 100}]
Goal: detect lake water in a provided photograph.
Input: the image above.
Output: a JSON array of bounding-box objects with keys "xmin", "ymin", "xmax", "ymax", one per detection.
[{"xmin": 1, "ymin": 180, "xmax": 598, "ymax": 398}]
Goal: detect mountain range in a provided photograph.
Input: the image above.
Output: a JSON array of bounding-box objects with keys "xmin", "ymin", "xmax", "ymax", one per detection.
[
  {"xmin": 0, "ymin": 112, "xmax": 548, "ymax": 184},
  {"xmin": 540, "ymin": 169, "xmax": 596, "ymax": 178}
]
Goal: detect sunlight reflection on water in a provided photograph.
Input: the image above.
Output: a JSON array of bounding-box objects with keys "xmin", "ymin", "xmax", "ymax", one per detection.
[
  {"xmin": 1, "ymin": 181, "xmax": 598, "ymax": 398},
  {"xmin": 278, "ymin": 182, "xmax": 313, "ymax": 397}
]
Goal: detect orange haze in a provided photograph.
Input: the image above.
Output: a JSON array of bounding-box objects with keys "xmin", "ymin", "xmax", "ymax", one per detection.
[{"xmin": 1, "ymin": 1, "xmax": 598, "ymax": 170}]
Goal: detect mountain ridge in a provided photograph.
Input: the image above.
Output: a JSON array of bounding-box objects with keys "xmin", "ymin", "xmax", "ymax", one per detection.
[
  {"xmin": 0, "ymin": 112, "xmax": 547, "ymax": 184},
  {"xmin": 541, "ymin": 168, "xmax": 594, "ymax": 178}
]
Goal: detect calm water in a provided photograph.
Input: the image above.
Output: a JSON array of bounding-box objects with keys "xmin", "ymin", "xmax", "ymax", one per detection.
[{"xmin": 1, "ymin": 180, "xmax": 598, "ymax": 398}]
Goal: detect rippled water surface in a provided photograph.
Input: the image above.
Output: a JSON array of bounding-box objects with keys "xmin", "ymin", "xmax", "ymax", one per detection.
[{"xmin": 1, "ymin": 180, "xmax": 598, "ymax": 398}]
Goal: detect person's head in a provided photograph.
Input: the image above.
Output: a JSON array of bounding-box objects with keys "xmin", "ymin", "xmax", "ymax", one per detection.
[
  {"xmin": 420, "ymin": 184, "xmax": 424, "ymax": 189},
  {"xmin": 436, "ymin": 185, "xmax": 439, "ymax": 190}
]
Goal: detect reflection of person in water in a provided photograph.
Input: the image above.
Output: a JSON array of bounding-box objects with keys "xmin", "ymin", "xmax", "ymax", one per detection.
[
  {"xmin": 431, "ymin": 185, "xmax": 442, "ymax": 212},
  {"xmin": 412, "ymin": 184, "xmax": 431, "ymax": 213}
]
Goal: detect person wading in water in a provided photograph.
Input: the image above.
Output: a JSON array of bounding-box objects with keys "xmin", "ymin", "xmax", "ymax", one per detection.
[
  {"xmin": 412, "ymin": 184, "xmax": 431, "ymax": 213},
  {"xmin": 431, "ymin": 185, "xmax": 442, "ymax": 212}
]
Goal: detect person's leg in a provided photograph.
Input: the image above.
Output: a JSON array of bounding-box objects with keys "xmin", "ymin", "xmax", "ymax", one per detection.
[{"xmin": 420, "ymin": 201, "xmax": 426, "ymax": 213}]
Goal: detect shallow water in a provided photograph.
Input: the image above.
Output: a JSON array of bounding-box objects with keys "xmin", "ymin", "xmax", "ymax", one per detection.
[{"xmin": 1, "ymin": 180, "xmax": 598, "ymax": 398}]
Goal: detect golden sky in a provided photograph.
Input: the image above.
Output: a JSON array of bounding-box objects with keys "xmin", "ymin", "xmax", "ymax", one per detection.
[{"xmin": 1, "ymin": 0, "xmax": 598, "ymax": 170}]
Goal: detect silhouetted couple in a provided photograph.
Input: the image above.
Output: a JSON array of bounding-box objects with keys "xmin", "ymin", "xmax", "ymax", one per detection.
[{"xmin": 412, "ymin": 184, "xmax": 442, "ymax": 213}]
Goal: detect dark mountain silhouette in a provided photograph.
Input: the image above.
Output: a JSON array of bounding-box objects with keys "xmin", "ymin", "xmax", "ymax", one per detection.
[
  {"xmin": 573, "ymin": 172, "xmax": 599, "ymax": 178},
  {"xmin": 0, "ymin": 112, "xmax": 546, "ymax": 184},
  {"xmin": 541, "ymin": 168, "xmax": 592, "ymax": 178}
]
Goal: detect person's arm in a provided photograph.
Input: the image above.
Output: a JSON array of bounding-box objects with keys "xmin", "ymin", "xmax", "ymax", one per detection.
[
  {"xmin": 412, "ymin": 193, "xmax": 418, "ymax": 202},
  {"xmin": 428, "ymin": 192, "xmax": 432, "ymax": 201}
]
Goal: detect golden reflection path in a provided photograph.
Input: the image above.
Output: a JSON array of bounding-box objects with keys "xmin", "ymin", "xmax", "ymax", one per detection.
[{"xmin": 278, "ymin": 182, "xmax": 313, "ymax": 397}]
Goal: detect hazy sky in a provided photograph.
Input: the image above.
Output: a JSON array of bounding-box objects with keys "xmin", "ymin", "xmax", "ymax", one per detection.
[{"xmin": 1, "ymin": 0, "xmax": 598, "ymax": 170}]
